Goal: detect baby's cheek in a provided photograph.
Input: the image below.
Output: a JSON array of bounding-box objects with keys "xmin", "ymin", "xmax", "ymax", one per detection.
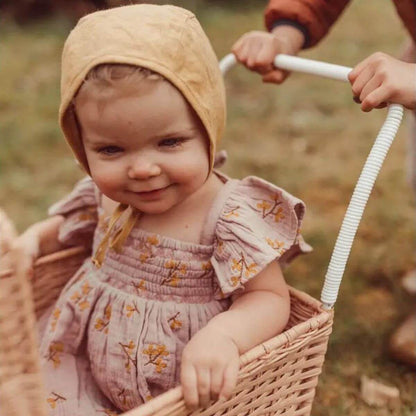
[
  {"xmin": 181, "ymin": 155, "xmax": 209, "ymax": 183},
  {"xmin": 92, "ymin": 171, "xmax": 122, "ymax": 197},
  {"xmin": 179, "ymin": 169, "xmax": 207, "ymax": 193}
]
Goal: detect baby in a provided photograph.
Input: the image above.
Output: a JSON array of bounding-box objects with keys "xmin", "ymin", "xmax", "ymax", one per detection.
[{"xmin": 11, "ymin": 5, "xmax": 309, "ymax": 414}]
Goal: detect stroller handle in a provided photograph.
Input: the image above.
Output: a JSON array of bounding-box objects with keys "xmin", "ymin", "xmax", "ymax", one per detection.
[
  {"xmin": 219, "ymin": 53, "xmax": 404, "ymax": 310},
  {"xmin": 220, "ymin": 53, "xmax": 351, "ymax": 81}
]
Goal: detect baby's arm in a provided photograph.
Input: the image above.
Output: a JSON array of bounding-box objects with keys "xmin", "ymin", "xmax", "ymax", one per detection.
[
  {"xmin": 3, "ymin": 215, "xmax": 65, "ymax": 278},
  {"xmin": 181, "ymin": 260, "xmax": 290, "ymax": 409},
  {"xmin": 348, "ymin": 52, "xmax": 416, "ymax": 112}
]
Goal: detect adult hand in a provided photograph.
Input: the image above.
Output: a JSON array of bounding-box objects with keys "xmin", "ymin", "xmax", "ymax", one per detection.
[
  {"xmin": 232, "ymin": 25, "xmax": 305, "ymax": 84},
  {"xmin": 349, "ymin": 52, "xmax": 416, "ymax": 112}
]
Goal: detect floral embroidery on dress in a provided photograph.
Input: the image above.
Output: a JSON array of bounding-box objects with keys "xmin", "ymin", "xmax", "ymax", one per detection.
[
  {"xmin": 266, "ymin": 237, "xmax": 285, "ymax": 253},
  {"xmin": 47, "ymin": 342, "xmax": 65, "ymax": 369},
  {"xmin": 230, "ymin": 253, "xmax": 258, "ymax": 286},
  {"xmin": 49, "ymin": 308, "xmax": 61, "ymax": 332},
  {"xmin": 126, "ymin": 302, "xmax": 140, "ymax": 318},
  {"xmin": 255, "ymin": 193, "xmax": 285, "ymax": 223},
  {"xmin": 201, "ymin": 261, "xmax": 213, "ymax": 277},
  {"xmin": 162, "ymin": 260, "xmax": 187, "ymax": 286},
  {"xmin": 215, "ymin": 237, "xmax": 224, "ymax": 255},
  {"xmin": 119, "ymin": 341, "xmax": 137, "ymax": 373},
  {"xmin": 116, "ymin": 388, "xmax": 130, "ymax": 408},
  {"xmin": 139, "ymin": 234, "xmax": 159, "ymax": 263},
  {"xmin": 46, "ymin": 392, "xmax": 67, "ymax": 409},
  {"xmin": 131, "ymin": 280, "xmax": 146, "ymax": 293},
  {"xmin": 139, "ymin": 252, "xmax": 150, "ymax": 263},
  {"xmin": 77, "ymin": 206, "xmax": 97, "ymax": 222},
  {"xmin": 70, "ymin": 281, "xmax": 92, "ymax": 311},
  {"xmin": 146, "ymin": 235, "xmax": 159, "ymax": 245},
  {"xmin": 95, "ymin": 305, "xmax": 112, "ymax": 333},
  {"xmin": 143, "ymin": 344, "xmax": 169, "ymax": 373},
  {"xmin": 168, "ymin": 312, "xmax": 182, "ymax": 330},
  {"xmin": 202, "ymin": 261, "xmax": 213, "ymax": 271},
  {"xmin": 223, "ymin": 206, "xmax": 240, "ymax": 218}
]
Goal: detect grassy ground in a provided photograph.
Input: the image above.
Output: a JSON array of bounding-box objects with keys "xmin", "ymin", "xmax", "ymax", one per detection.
[{"xmin": 0, "ymin": 1, "xmax": 415, "ymax": 414}]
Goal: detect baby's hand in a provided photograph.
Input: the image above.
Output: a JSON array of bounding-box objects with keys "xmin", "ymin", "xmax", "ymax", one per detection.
[
  {"xmin": 348, "ymin": 52, "xmax": 416, "ymax": 112},
  {"xmin": 180, "ymin": 326, "xmax": 240, "ymax": 410},
  {"xmin": 1, "ymin": 228, "xmax": 40, "ymax": 279},
  {"xmin": 232, "ymin": 26, "xmax": 304, "ymax": 84}
]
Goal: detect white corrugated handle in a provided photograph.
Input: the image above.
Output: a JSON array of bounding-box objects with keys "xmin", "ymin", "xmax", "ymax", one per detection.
[
  {"xmin": 220, "ymin": 53, "xmax": 351, "ymax": 81},
  {"xmin": 219, "ymin": 53, "xmax": 404, "ymax": 310},
  {"xmin": 320, "ymin": 103, "xmax": 403, "ymax": 309}
]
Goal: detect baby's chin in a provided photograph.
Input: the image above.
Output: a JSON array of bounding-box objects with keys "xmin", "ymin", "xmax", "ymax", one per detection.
[{"xmin": 128, "ymin": 200, "xmax": 179, "ymax": 215}]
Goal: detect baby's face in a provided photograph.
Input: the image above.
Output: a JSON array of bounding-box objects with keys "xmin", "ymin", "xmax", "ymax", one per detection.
[{"xmin": 76, "ymin": 78, "xmax": 210, "ymax": 215}]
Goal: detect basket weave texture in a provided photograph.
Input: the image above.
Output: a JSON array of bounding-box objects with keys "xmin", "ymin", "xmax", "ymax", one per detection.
[{"xmin": 0, "ymin": 247, "xmax": 333, "ymax": 416}]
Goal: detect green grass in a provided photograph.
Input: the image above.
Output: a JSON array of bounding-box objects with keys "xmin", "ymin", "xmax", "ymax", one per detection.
[{"xmin": 1, "ymin": 1, "xmax": 415, "ymax": 414}]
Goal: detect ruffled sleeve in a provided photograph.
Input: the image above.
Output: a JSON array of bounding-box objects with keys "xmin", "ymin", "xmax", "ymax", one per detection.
[
  {"xmin": 209, "ymin": 176, "xmax": 311, "ymax": 297},
  {"xmin": 48, "ymin": 176, "xmax": 99, "ymax": 247}
]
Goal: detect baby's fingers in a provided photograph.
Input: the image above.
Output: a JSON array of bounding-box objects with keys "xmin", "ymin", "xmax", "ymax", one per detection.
[
  {"xmin": 197, "ymin": 367, "xmax": 211, "ymax": 408},
  {"xmin": 219, "ymin": 358, "xmax": 239, "ymax": 401},
  {"xmin": 181, "ymin": 364, "xmax": 198, "ymax": 410},
  {"xmin": 210, "ymin": 367, "xmax": 223, "ymax": 402}
]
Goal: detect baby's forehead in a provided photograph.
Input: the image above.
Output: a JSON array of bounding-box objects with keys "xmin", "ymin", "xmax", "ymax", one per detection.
[
  {"xmin": 76, "ymin": 65, "xmax": 162, "ymax": 98},
  {"xmin": 76, "ymin": 79, "xmax": 205, "ymax": 141},
  {"xmin": 76, "ymin": 70, "xmax": 192, "ymax": 112}
]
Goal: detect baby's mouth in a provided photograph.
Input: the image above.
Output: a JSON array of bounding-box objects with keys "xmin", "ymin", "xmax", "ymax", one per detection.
[
  {"xmin": 134, "ymin": 184, "xmax": 170, "ymax": 193},
  {"xmin": 131, "ymin": 184, "xmax": 172, "ymax": 199}
]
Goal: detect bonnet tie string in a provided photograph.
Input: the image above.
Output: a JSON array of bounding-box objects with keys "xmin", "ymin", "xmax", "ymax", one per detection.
[
  {"xmin": 92, "ymin": 204, "xmax": 140, "ymax": 268},
  {"xmin": 109, "ymin": 207, "xmax": 141, "ymax": 252}
]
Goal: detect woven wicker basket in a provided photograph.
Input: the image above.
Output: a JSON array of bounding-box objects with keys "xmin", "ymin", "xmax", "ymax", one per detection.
[{"xmin": 0, "ymin": 246, "xmax": 333, "ymax": 416}]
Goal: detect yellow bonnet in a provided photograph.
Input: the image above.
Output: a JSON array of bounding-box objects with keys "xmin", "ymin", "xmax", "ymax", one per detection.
[{"xmin": 59, "ymin": 4, "xmax": 226, "ymax": 174}]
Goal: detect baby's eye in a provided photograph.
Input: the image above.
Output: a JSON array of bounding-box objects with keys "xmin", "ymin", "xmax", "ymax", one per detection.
[
  {"xmin": 158, "ymin": 138, "xmax": 185, "ymax": 148},
  {"xmin": 97, "ymin": 146, "xmax": 123, "ymax": 155}
]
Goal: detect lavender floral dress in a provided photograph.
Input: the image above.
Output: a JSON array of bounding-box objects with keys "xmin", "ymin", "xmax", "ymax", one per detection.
[{"xmin": 39, "ymin": 173, "xmax": 309, "ymax": 415}]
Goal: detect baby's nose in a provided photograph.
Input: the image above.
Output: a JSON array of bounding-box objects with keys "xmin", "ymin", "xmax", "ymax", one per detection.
[{"xmin": 128, "ymin": 156, "xmax": 161, "ymax": 179}]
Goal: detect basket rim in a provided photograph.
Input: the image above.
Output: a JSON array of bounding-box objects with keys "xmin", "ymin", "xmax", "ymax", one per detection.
[
  {"xmin": 240, "ymin": 287, "xmax": 332, "ymax": 366},
  {"xmin": 0, "ymin": 246, "xmax": 90, "ymax": 279}
]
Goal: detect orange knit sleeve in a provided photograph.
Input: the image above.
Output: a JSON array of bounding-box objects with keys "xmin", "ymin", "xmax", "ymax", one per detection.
[{"xmin": 265, "ymin": 0, "xmax": 351, "ymax": 48}]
